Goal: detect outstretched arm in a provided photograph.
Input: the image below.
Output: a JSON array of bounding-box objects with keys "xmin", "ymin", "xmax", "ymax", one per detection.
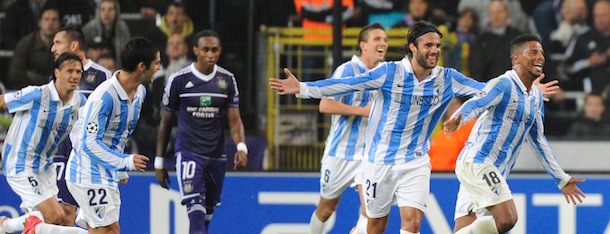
[{"xmin": 269, "ymin": 68, "xmax": 301, "ymax": 95}]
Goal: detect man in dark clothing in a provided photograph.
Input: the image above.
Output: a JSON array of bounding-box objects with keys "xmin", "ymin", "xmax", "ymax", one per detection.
[{"xmin": 469, "ymin": 0, "xmax": 521, "ymax": 82}]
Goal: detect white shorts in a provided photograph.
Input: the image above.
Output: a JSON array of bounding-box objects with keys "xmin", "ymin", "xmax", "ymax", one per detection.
[
  {"xmin": 6, "ymin": 168, "xmax": 58, "ymax": 212},
  {"xmin": 67, "ymin": 182, "xmax": 121, "ymax": 228},
  {"xmin": 319, "ymin": 156, "xmax": 363, "ymax": 199},
  {"xmin": 454, "ymin": 161, "xmax": 512, "ymax": 220},
  {"xmin": 362, "ymin": 160, "xmax": 431, "ymax": 218}
]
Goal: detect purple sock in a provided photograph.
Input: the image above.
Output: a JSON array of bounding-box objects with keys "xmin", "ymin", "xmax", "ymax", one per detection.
[{"xmin": 188, "ymin": 210, "xmax": 207, "ymax": 234}]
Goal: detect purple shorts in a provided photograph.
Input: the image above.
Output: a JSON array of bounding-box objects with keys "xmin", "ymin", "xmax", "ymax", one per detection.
[
  {"xmin": 54, "ymin": 155, "xmax": 78, "ymax": 207},
  {"xmin": 176, "ymin": 151, "xmax": 226, "ymax": 209}
]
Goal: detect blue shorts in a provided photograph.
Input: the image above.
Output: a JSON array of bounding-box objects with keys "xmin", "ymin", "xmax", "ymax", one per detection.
[{"xmin": 175, "ymin": 151, "xmax": 226, "ymax": 209}]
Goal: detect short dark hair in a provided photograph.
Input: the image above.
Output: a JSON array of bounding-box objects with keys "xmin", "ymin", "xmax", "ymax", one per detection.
[
  {"xmin": 357, "ymin": 23, "xmax": 385, "ymax": 54},
  {"xmin": 192, "ymin": 30, "xmax": 221, "ymax": 48},
  {"xmin": 405, "ymin": 21, "xmax": 443, "ymax": 59},
  {"xmin": 121, "ymin": 37, "xmax": 159, "ymax": 72},
  {"xmin": 39, "ymin": 6, "xmax": 59, "ymax": 20},
  {"xmin": 55, "ymin": 26, "xmax": 87, "ymax": 51},
  {"xmin": 510, "ymin": 34, "xmax": 541, "ymax": 56},
  {"xmin": 52, "ymin": 52, "xmax": 83, "ymax": 81}
]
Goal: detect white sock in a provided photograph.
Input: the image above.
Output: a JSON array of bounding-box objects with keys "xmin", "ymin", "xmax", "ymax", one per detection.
[
  {"xmin": 455, "ymin": 216, "xmax": 499, "ymax": 234},
  {"xmin": 310, "ymin": 212, "xmax": 325, "ymax": 234},
  {"xmin": 36, "ymin": 223, "xmax": 88, "ymax": 234},
  {"xmin": 399, "ymin": 230, "xmax": 419, "ymax": 234},
  {"xmin": 1, "ymin": 212, "xmax": 33, "ymax": 232},
  {"xmin": 355, "ymin": 213, "xmax": 367, "ymax": 234}
]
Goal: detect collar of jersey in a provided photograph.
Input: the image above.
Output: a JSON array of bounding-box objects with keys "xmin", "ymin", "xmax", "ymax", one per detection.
[{"xmin": 190, "ymin": 63, "xmax": 217, "ymax": 82}]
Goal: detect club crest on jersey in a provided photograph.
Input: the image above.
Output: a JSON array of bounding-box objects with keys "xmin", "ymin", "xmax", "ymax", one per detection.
[
  {"xmin": 217, "ymin": 77, "xmax": 227, "ymax": 89},
  {"xmin": 94, "ymin": 207, "xmax": 106, "ymax": 219},
  {"xmin": 200, "ymin": 96, "xmax": 211, "ymax": 107},
  {"xmin": 183, "ymin": 180, "xmax": 193, "ymax": 193},
  {"xmin": 86, "ymin": 71, "xmax": 97, "ymax": 83},
  {"xmin": 87, "ymin": 122, "xmax": 99, "ymax": 134}
]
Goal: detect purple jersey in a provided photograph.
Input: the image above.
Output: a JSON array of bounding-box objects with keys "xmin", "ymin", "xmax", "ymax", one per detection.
[{"xmin": 163, "ymin": 63, "xmax": 239, "ymax": 158}]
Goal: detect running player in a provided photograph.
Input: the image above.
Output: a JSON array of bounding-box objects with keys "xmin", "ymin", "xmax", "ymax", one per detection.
[
  {"xmin": 310, "ymin": 23, "xmax": 387, "ymax": 234},
  {"xmin": 444, "ymin": 34, "xmax": 585, "ymax": 234}
]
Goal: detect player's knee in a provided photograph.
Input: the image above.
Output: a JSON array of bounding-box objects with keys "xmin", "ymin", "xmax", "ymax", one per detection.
[
  {"xmin": 495, "ymin": 215, "xmax": 517, "ymax": 233},
  {"xmin": 43, "ymin": 209, "xmax": 66, "ymax": 225}
]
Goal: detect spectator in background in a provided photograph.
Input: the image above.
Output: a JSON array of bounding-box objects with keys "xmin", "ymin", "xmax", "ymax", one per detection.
[
  {"xmin": 469, "ymin": 0, "xmax": 522, "ymax": 82},
  {"xmin": 7, "ymin": 7, "xmax": 61, "ymax": 90},
  {"xmin": 145, "ymin": 2, "xmax": 195, "ymax": 64},
  {"xmin": 85, "ymin": 40, "xmax": 110, "ymax": 62},
  {"xmin": 0, "ymin": 0, "xmax": 49, "ymax": 50},
  {"xmin": 428, "ymin": 97, "xmax": 475, "ymax": 172},
  {"xmin": 0, "ymin": 0, "xmax": 52, "ymax": 50},
  {"xmin": 361, "ymin": 0, "xmax": 405, "ymax": 29},
  {"xmin": 444, "ymin": 8, "xmax": 479, "ymax": 76},
  {"xmin": 566, "ymin": 93, "xmax": 610, "ymax": 139},
  {"xmin": 547, "ymin": 0, "xmax": 589, "ymax": 55},
  {"xmin": 97, "ymin": 53, "xmax": 116, "ymax": 74},
  {"xmin": 82, "ymin": 0, "xmax": 131, "ymax": 68},
  {"xmin": 564, "ymin": 0, "xmax": 610, "ymax": 94},
  {"xmin": 459, "ymin": 0, "xmax": 530, "ymax": 33},
  {"xmin": 163, "ymin": 34, "xmax": 192, "ymax": 81},
  {"xmin": 392, "ymin": 0, "xmax": 430, "ymax": 28}
]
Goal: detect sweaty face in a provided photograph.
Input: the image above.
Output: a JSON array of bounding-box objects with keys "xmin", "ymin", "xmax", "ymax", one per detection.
[
  {"xmin": 412, "ymin": 32, "xmax": 441, "ymax": 70},
  {"xmin": 51, "ymin": 31, "xmax": 72, "ymax": 59},
  {"xmin": 361, "ymin": 28, "xmax": 388, "ymax": 67},
  {"xmin": 194, "ymin": 36, "xmax": 222, "ymax": 73},
  {"xmin": 514, "ymin": 41, "xmax": 545, "ymax": 79},
  {"xmin": 55, "ymin": 60, "xmax": 83, "ymax": 93}
]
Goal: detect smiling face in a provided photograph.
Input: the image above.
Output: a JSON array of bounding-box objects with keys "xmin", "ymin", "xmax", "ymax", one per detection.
[
  {"xmin": 410, "ymin": 32, "xmax": 441, "ymax": 70},
  {"xmin": 55, "ymin": 60, "xmax": 83, "ymax": 93},
  {"xmin": 513, "ymin": 41, "xmax": 545, "ymax": 80},
  {"xmin": 360, "ymin": 28, "xmax": 388, "ymax": 68}
]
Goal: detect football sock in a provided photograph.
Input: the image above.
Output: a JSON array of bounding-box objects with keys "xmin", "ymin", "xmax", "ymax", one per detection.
[
  {"xmin": 310, "ymin": 212, "xmax": 325, "ymax": 234},
  {"xmin": 455, "ymin": 216, "xmax": 499, "ymax": 234}
]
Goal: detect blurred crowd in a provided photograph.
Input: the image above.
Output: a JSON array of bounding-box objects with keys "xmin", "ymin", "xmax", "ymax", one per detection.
[{"xmin": 0, "ymin": 0, "xmax": 608, "ymax": 156}]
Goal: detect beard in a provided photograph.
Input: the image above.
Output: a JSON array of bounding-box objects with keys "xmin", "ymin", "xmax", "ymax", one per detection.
[{"xmin": 415, "ymin": 52, "xmax": 436, "ymax": 70}]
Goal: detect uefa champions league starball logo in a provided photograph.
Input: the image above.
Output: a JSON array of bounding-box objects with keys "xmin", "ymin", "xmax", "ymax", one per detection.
[{"xmin": 87, "ymin": 122, "xmax": 99, "ymax": 134}]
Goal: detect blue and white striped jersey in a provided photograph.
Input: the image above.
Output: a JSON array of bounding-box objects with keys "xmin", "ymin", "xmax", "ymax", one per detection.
[
  {"xmin": 56, "ymin": 60, "xmax": 111, "ymax": 158},
  {"xmin": 66, "ymin": 74, "xmax": 145, "ymax": 186},
  {"xmin": 323, "ymin": 55, "xmax": 374, "ymax": 161},
  {"xmin": 453, "ymin": 70, "xmax": 570, "ymax": 188},
  {"xmin": 299, "ymin": 57, "xmax": 485, "ymax": 165},
  {"xmin": 2, "ymin": 81, "xmax": 86, "ymax": 176}
]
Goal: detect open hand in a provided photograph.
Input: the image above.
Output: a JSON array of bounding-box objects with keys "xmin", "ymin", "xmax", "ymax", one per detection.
[{"xmin": 269, "ymin": 68, "xmax": 301, "ymax": 95}]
